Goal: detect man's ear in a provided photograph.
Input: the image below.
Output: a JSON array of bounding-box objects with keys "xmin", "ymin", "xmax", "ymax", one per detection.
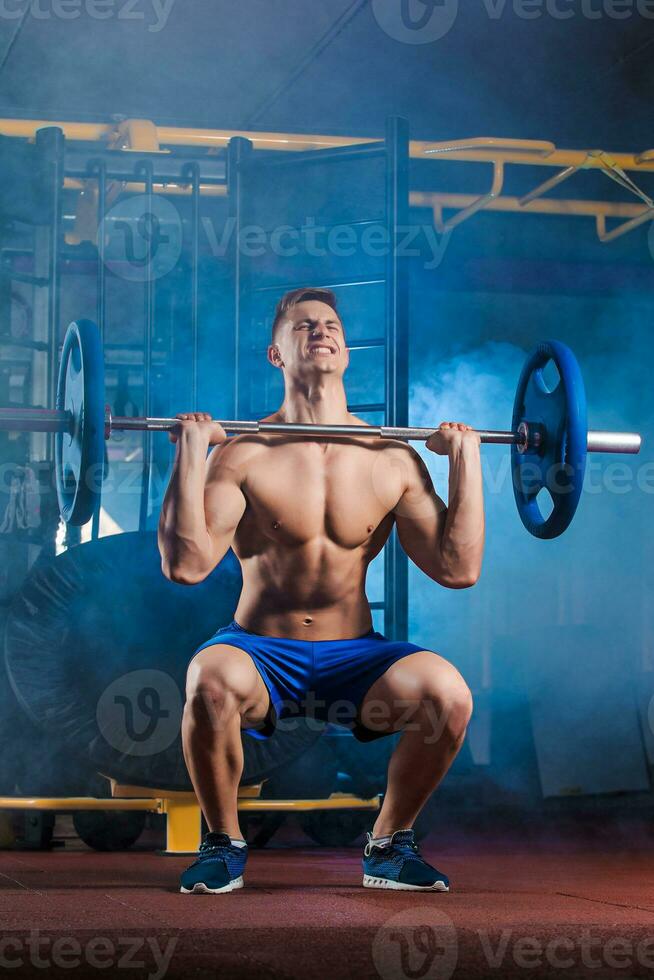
[{"xmin": 267, "ymin": 344, "xmax": 284, "ymax": 369}]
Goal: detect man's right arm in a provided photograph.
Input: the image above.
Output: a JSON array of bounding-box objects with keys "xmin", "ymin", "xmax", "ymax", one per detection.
[{"xmin": 158, "ymin": 418, "xmax": 246, "ymax": 585}]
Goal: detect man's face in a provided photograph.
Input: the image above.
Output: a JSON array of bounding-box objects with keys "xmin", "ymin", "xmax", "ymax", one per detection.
[{"xmin": 268, "ymin": 300, "xmax": 349, "ymax": 379}]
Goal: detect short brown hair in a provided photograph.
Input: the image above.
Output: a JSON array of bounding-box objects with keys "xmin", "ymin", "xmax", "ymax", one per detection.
[{"xmin": 271, "ymin": 287, "xmax": 339, "ymax": 342}]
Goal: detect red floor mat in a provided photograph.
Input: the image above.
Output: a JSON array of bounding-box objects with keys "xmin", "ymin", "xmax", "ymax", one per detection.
[{"xmin": 1, "ymin": 839, "xmax": 654, "ymax": 978}]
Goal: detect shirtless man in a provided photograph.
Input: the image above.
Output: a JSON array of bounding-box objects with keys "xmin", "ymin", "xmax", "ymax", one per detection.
[{"xmin": 158, "ymin": 287, "xmax": 484, "ymax": 894}]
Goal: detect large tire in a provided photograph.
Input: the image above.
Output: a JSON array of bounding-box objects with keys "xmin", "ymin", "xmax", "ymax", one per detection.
[
  {"xmin": 5, "ymin": 533, "xmax": 322, "ymax": 790},
  {"xmin": 72, "ymin": 773, "xmax": 146, "ymax": 852}
]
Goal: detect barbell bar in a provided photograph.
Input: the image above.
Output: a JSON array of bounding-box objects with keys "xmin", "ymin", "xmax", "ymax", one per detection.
[
  {"xmin": 0, "ymin": 406, "xmax": 642, "ymax": 455},
  {"xmin": 0, "ymin": 321, "xmax": 644, "ymax": 539}
]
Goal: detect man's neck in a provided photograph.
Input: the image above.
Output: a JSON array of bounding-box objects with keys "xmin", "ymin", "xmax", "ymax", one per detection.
[{"xmin": 277, "ymin": 376, "xmax": 350, "ymax": 425}]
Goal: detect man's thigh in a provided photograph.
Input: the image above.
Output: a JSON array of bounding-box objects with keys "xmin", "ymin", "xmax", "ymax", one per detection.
[{"xmin": 358, "ymin": 649, "xmax": 470, "ymax": 736}]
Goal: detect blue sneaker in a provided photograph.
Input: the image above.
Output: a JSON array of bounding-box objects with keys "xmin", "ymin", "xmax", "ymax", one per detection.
[
  {"xmin": 180, "ymin": 832, "xmax": 248, "ymax": 895},
  {"xmin": 362, "ymin": 830, "xmax": 450, "ymax": 892}
]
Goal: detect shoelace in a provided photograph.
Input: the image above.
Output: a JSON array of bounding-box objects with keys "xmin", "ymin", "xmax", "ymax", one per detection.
[
  {"xmin": 367, "ymin": 834, "xmax": 422, "ymax": 861},
  {"xmin": 196, "ymin": 835, "xmax": 240, "ymax": 860},
  {"xmin": 390, "ymin": 841, "xmax": 423, "ymax": 863},
  {"xmin": 198, "ymin": 845, "xmax": 230, "ymax": 858}
]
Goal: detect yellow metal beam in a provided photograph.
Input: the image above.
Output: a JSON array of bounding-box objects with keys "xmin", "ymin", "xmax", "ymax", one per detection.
[
  {"xmin": 5, "ymin": 117, "xmax": 653, "ymax": 242},
  {"xmin": 0, "ymin": 796, "xmax": 161, "ymax": 811},
  {"xmin": 238, "ymin": 794, "xmax": 380, "ymax": 812},
  {"xmin": 412, "ymin": 191, "xmax": 654, "ymax": 242},
  {"xmin": 0, "ymin": 792, "xmax": 380, "ymax": 813},
  {"xmin": 411, "ymin": 191, "xmax": 654, "ymax": 220},
  {"xmin": 2, "ymin": 118, "xmax": 654, "ymax": 172},
  {"xmin": 0, "ymin": 791, "xmax": 380, "ymax": 855},
  {"xmin": 108, "ymin": 779, "xmax": 264, "ymax": 799}
]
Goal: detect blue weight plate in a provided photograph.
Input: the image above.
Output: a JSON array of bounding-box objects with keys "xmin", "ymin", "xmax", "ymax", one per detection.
[
  {"xmin": 55, "ymin": 320, "xmax": 105, "ymax": 525},
  {"xmin": 511, "ymin": 340, "xmax": 587, "ymax": 539}
]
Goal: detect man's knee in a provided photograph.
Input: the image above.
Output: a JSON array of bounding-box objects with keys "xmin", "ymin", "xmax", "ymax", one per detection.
[
  {"xmin": 185, "ymin": 648, "xmax": 260, "ymax": 724},
  {"xmin": 437, "ymin": 680, "xmax": 473, "ymax": 742},
  {"xmin": 414, "ymin": 671, "xmax": 473, "ymax": 746}
]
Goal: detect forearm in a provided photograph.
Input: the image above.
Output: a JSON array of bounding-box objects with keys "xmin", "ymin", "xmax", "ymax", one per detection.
[
  {"xmin": 158, "ymin": 432, "xmax": 213, "ymax": 580},
  {"xmin": 439, "ymin": 441, "xmax": 485, "ymax": 586}
]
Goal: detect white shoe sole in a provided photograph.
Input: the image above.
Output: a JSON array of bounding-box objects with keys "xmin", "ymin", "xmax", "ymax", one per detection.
[
  {"xmin": 363, "ymin": 874, "xmax": 449, "ymax": 892},
  {"xmin": 180, "ymin": 876, "xmax": 244, "ymax": 895}
]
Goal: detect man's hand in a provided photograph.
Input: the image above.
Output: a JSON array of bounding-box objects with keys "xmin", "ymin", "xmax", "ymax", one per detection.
[
  {"xmin": 169, "ymin": 412, "xmax": 227, "ymax": 447},
  {"xmin": 426, "ymin": 422, "xmax": 480, "ymax": 456}
]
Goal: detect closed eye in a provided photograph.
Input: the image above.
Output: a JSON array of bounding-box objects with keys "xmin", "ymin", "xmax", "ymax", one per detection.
[{"xmin": 295, "ymin": 319, "xmax": 341, "ymax": 332}]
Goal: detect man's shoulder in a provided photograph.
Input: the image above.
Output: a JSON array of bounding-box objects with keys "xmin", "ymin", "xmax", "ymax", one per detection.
[
  {"xmin": 206, "ymin": 430, "xmax": 269, "ymax": 473},
  {"xmin": 376, "ymin": 435, "xmax": 422, "ymax": 459}
]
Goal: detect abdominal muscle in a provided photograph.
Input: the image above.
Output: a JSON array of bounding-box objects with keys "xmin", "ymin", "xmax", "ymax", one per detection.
[{"xmin": 232, "ymin": 535, "xmax": 386, "ymax": 640}]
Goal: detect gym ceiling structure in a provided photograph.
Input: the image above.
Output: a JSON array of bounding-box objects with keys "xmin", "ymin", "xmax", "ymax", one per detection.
[{"xmin": 0, "ymin": 2, "xmax": 653, "ymax": 978}]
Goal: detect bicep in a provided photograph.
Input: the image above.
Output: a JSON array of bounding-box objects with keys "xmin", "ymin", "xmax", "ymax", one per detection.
[
  {"xmin": 392, "ymin": 449, "xmax": 448, "ymax": 579},
  {"xmin": 203, "ymin": 449, "xmax": 247, "ymax": 545}
]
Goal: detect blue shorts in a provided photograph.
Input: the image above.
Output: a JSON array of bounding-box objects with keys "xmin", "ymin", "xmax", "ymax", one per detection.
[{"xmin": 192, "ymin": 620, "xmax": 425, "ymax": 742}]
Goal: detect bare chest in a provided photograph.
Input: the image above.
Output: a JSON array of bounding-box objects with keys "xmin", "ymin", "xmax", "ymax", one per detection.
[{"xmin": 240, "ymin": 441, "xmax": 394, "ymax": 549}]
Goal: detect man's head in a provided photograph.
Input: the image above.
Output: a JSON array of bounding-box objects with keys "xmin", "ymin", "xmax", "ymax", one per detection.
[{"xmin": 268, "ymin": 287, "xmax": 349, "ymax": 380}]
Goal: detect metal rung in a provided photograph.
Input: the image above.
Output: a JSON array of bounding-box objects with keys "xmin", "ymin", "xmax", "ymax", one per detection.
[
  {"xmin": 251, "ymin": 279, "xmax": 386, "ymax": 294},
  {"xmin": 248, "ymin": 338, "xmax": 386, "ymax": 356},
  {"xmin": 348, "ymin": 403, "xmax": 386, "ymax": 413},
  {"xmin": 0, "ymin": 338, "xmax": 49, "ymax": 351}
]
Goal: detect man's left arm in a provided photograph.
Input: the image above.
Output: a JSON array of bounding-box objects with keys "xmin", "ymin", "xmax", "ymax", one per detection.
[{"xmin": 391, "ymin": 423, "xmax": 485, "ymax": 589}]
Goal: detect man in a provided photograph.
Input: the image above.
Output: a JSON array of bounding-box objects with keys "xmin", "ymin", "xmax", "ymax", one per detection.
[{"xmin": 158, "ymin": 287, "xmax": 484, "ymax": 894}]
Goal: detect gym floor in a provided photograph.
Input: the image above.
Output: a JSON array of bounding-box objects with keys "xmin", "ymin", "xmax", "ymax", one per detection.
[{"xmin": 2, "ymin": 816, "xmax": 654, "ymax": 979}]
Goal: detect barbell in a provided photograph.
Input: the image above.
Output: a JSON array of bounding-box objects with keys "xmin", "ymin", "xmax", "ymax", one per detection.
[{"xmin": 0, "ymin": 320, "xmax": 643, "ymax": 539}]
